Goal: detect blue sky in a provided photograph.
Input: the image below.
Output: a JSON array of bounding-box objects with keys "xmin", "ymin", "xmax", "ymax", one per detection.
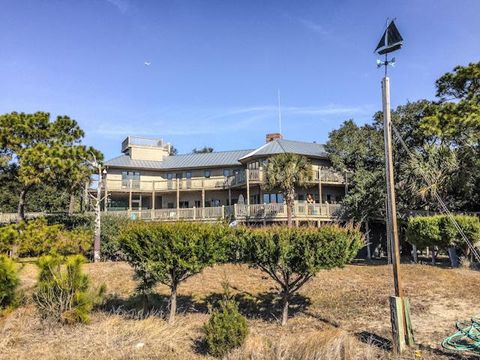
[{"xmin": 1, "ymin": 0, "xmax": 479, "ymax": 160}]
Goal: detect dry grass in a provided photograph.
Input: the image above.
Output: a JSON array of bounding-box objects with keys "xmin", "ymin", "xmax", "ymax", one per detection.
[{"xmin": 1, "ymin": 261, "xmax": 479, "ymax": 359}]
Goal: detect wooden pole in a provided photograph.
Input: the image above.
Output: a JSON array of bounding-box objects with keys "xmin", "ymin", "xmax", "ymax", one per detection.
[
  {"xmin": 318, "ymin": 167, "xmax": 322, "ymax": 204},
  {"xmin": 246, "ymin": 169, "xmax": 250, "ymax": 217},
  {"xmin": 382, "ymin": 76, "xmax": 413, "ymax": 352},
  {"xmin": 176, "ymin": 178, "xmax": 180, "ymax": 220}
]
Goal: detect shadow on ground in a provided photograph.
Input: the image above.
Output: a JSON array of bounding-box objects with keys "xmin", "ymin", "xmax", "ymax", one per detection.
[{"xmin": 100, "ymin": 288, "xmax": 311, "ymax": 323}]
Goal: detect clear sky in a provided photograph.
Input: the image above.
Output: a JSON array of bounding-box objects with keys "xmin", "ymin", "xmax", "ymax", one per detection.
[{"xmin": 1, "ymin": 0, "xmax": 479, "ymax": 160}]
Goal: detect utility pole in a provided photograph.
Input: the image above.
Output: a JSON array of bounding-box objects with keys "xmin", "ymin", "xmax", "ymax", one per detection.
[{"xmin": 376, "ymin": 19, "xmax": 414, "ymax": 353}]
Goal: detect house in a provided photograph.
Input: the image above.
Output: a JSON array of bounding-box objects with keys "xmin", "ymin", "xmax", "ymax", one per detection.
[{"xmin": 100, "ymin": 133, "xmax": 347, "ymax": 224}]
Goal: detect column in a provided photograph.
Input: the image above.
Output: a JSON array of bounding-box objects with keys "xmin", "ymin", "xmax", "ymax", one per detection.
[
  {"xmin": 151, "ymin": 181, "xmax": 155, "ymax": 220},
  {"xmin": 246, "ymin": 169, "xmax": 250, "ymax": 216},
  {"xmin": 176, "ymin": 178, "xmax": 180, "ymax": 220},
  {"xmin": 128, "ymin": 179, "xmax": 132, "ymax": 216}
]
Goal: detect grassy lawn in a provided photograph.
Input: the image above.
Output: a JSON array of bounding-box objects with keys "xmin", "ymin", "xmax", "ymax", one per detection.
[{"xmin": 1, "ymin": 261, "xmax": 479, "ymax": 359}]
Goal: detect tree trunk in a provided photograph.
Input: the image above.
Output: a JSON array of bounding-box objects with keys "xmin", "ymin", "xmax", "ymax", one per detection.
[
  {"xmin": 286, "ymin": 203, "xmax": 293, "ymax": 228},
  {"xmin": 412, "ymin": 244, "xmax": 418, "ymax": 263},
  {"xmin": 168, "ymin": 283, "xmax": 177, "ymax": 324},
  {"xmin": 431, "ymin": 248, "xmax": 436, "ymax": 265},
  {"xmin": 448, "ymin": 247, "xmax": 459, "ymax": 268},
  {"xmin": 68, "ymin": 193, "xmax": 76, "ymax": 215},
  {"xmin": 365, "ymin": 221, "xmax": 372, "ymax": 261},
  {"xmin": 281, "ymin": 291, "xmax": 289, "ymax": 326},
  {"xmin": 17, "ymin": 187, "xmax": 27, "ymax": 222}
]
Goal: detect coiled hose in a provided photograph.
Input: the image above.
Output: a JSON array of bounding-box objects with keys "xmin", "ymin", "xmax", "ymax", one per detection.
[{"xmin": 442, "ymin": 316, "xmax": 480, "ymax": 353}]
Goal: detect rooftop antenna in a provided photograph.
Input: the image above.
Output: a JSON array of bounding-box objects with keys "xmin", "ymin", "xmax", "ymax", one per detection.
[
  {"xmin": 277, "ymin": 89, "xmax": 282, "ymax": 135},
  {"xmin": 375, "ymin": 18, "xmax": 413, "ymax": 354}
]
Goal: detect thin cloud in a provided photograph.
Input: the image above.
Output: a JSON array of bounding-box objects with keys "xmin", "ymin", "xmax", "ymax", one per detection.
[
  {"xmin": 298, "ymin": 18, "xmax": 330, "ymax": 36},
  {"xmin": 90, "ymin": 104, "xmax": 373, "ymax": 138},
  {"xmin": 105, "ymin": 0, "xmax": 129, "ymax": 13}
]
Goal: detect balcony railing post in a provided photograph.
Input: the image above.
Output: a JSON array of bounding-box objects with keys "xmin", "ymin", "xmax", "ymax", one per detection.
[
  {"xmin": 234, "ymin": 203, "xmax": 237, "ymax": 218},
  {"xmin": 193, "ymin": 207, "xmax": 196, "ymax": 220},
  {"xmin": 221, "ymin": 205, "xmax": 225, "ymax": 219}
]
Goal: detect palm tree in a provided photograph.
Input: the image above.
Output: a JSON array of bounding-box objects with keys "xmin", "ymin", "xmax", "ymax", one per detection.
[{"xmin": 264, "ymin": 154, "xmax": 313, "ymax": 227}]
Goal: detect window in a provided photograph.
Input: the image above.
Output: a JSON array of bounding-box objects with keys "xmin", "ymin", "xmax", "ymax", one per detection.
[
  {"xmin": 175, "ymin": 172, "xmax": 183, "ymax": 179},
  {"xmin": 211, "ymin": 199, "xmax": 221, "ymax": 207},
  {"xmin": 167, "ymin": 202, "xmax": 174, "ymax": 209},
  {"xmin": 179, "ymin": 201, "xmax": 189, "ymax": 208},
  {"xmin": 122, "ymin": 171, "xmax": 140, "ymax": 188},
  {"xmin": 326, "ymin": 194, "xmax": 332, "ymax": 203},
  {"xmin": 194, "ymin": 200, "xmax": 201, "ymax": 208},
  {"xmin": 185, "ymin": 172, "xmax": 192, "ymax": 179},
  {"xmin": 204, "ymin": 170, "xmax": 211, "ymax": 178},
  {"xmin": 167, "ymin": 173, "xmax": 174, "ymax": 180},
  {"xmin": 263, "ymin": 193, "xmax": 284, "ymax": 204},
  {"xmin": 223, "ymin": 169, "xmax": 231, "ymax": 177}
]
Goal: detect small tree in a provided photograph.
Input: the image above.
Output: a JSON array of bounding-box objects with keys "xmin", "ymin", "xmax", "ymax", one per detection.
[
  {"xmin": 203, "ymin": 281, "xmax": 248, "ymax": 357},
  {"xmin": 406, "ymin": 215, "xmax": 446, "ymax": 265},
  {"xmin": 264, "ymin": 154, "xmax": 313, "ymax": 227},
  {"xmin": 119, "ymin": 222, "xmax": 230, "ymax": 323},
  {"xmin": 0, "ymin": 255, "xmax": 19, "ymax": 311},
  {"xmin": 442, "ymin": 215, "xmax": 480, "ymax": 263},
  {"xmin": 245, "ymin": 225, "xmax": 363, "ymax": 325},
  {"xmin": 33, "ymin": 254, "xmax": 105, "ymax": 324}
]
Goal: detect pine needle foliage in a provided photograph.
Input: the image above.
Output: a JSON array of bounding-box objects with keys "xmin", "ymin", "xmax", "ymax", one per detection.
[
  {"xmin": 203, "ymin": 281, "xmax": 248, "ymax": 358},
  {"xmin": 0, "ymin": 255, "xmax": 19, "ymax": 311},
  {"xmin": 33, "ymin": 254, "xmax": 105, "ymax": 324}
]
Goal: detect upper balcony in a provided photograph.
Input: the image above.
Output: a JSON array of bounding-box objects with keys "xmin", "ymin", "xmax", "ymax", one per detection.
[
  {"xmin": 102, "ymin": 177, "xmax": 229, "ymax": 192},
  {"xmin": 227, "ymin": 167, "xmax": 345, "ymax": 188}
]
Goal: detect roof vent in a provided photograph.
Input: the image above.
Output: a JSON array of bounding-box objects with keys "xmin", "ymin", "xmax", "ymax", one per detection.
[{"xmin": 265, "ymin": 133, "xmax": 283, "ymax": 143}]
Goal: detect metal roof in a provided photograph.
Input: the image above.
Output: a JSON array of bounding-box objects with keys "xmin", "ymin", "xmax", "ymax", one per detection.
[
  {"xmin": 105, "ymin": 139, "xmax": 328, "ymax": 170},
  {"xmin": 105, "ymin": 149, "xmax": 253, "ymax": 170},
  {"xmin": 239, "ymin": 139, "xmax": 328, "ymax": 161}
]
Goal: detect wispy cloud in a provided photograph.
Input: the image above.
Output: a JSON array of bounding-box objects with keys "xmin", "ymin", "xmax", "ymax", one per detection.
[
  {"xmin": 298, "ymin": 18, "xmax": 330, "ymax": 36},
  {"xmin": 90, "ymin": 104, "xmax": 373, "ymax": 138},
  {"xmin": 105, "ymin": 0, "xmax": 129, "ymax": 13}
]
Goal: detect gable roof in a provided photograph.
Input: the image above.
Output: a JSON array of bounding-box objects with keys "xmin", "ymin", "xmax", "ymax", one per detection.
[
  {"xmin": 105, "ymin": 149, "xmax": 253, "ymax": 170},
  {"xmin": 239, "ymin": 139, "xmax": 327, "ymax": 161}
]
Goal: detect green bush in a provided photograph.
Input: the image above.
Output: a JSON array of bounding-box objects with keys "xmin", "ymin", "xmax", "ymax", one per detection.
[
  {"xmin": 406, "ymin": 215, "xmax": 445, "ymax": 250},
  {"xmin": 204, "ymin": 283, "xmax": 248, "ymax": 358},
  {"xmin": 0, "ymin": 255, "xmax": 19, "ymax": 310},
  {"xmin": 100, "ymin": 214, "xmax": 130, "ymax": 260},
  {"xmin": 0, "ymin": 218, "xmax": 92, "ymax": 257},
  {"xmin": 441, "ymin": 215, "xmax": 480, "ymax": 257},
  {"xmin": 45, "ymin": 213, "xmax": 94, "ymax": 231},
  {"xmin": 33, "ymin": 254, "xmax": 105, "ymax": 324},
  {"xmin": 119, "ymin": 221, "xmax": 230, "ymax": 323},
  {"xmin": 245, "ymin": 225, "xmax": 363, "ymax": 325}
]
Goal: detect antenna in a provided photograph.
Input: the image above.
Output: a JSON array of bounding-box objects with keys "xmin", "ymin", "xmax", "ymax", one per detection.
[{"xmin": 277, "ymin": 89, "xmax": 282, "ymax": 135}]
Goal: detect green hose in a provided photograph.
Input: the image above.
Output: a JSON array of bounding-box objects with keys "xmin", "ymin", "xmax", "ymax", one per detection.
[{"xmin": 442, "ymin": 316, "xmax": 480, "ymax": 353}]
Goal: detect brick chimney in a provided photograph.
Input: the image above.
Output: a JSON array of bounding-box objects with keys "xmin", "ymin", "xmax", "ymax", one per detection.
[{"xmin": 266, "ymin": 133, "xmax": 283, "ymax": 143}]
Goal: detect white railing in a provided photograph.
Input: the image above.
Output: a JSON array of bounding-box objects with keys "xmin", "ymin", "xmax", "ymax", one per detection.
[{"xmin": 0, "ymin": 203, "xmax": 341, "ymax": 224}]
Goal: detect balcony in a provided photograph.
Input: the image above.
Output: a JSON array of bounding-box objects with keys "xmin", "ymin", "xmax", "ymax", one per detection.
[
  {"xmin": 105, "ymin": 202, "xmax": 342, "ymax": 222},
  {"xmin": 121, "ymin": 136, "xmax": 168, "ymax": 153},
  {"xmin": 227, "ymin": 167, "xmax": 345, "ymax": 188},
  {"xmin": 102, "ymin": 177, "xmax": 230, "ymax": 193}
]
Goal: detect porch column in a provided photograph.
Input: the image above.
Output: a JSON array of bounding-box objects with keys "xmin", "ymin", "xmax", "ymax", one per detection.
[
  {"xmin": 151, "ymin": 181, "xmax": 156, "ymax": 219},
  {"xmin": 246, "ymin": 169, "xmax": 250, "ymax": 216},
  {"xmin": 128, "ymin": 179, "xmax": 132, "ymax": 215},
  {"xmin": 318, "ymin": 166, "xmax": 322, "ymax": 205},
  {"xmin": 228, "ymin": 187, "xmax": 232, "ymax": 206},
  {"xmin": 201, "ymin": 182, "xmax": 205, "ymax": 219},
  {"xmin": 176, "ymin": 178, "xmax": 180, "ymax": 220}
]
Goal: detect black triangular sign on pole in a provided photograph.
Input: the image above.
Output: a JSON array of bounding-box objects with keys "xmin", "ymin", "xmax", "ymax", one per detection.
[{"xmin": 375, "ymin": 20, "xmax": 403, "ymax": 55}]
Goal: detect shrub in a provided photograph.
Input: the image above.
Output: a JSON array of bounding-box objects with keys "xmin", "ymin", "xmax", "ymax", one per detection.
[
  {"xmin": 245, "ymin": 225, "xmax": 363, "ymax": 325},
  {"xmin": 0, "ymin": 218, "xmax": 92, "ymax": 258},
  {"xmin": 33, "ymin": 254, "xmax": 105, "ymax": 324},
  {"xmin": 119, "ymin": 222, "xmax": 230, "ymax": 323},
  {"xmin": 406, "ymin": 215, "xmax": 444, "ymax": 250},
  {"xmin": 0, "ymin": 255, "xmax": 19, "ymax": 310},
  {"xmin": 441, "ymin": 215, "xmax": 480, "ymax": 258},
  {"xmin": 204, "ymin": 282, "xmax": 248, "ymax": 358},
  {"xmin": 45, "ymin": 213, "xmax": 94, "ymax": 231},
  {"xmin": 100, "ymin": 214, "xmax": 130, "ymax": 260}
]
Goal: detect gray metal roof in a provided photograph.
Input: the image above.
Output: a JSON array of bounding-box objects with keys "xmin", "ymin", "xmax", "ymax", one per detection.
[
  {"xmin": 105, "ymin": 139, "xmax": 328, "ymax": 170},
  {"xmin": 239, "ymin": 139, "xmax": 328, "ymax": 161},
  {"xmin": 105, "ymin": 149, "xmax": 253, "ymax": 170}
]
